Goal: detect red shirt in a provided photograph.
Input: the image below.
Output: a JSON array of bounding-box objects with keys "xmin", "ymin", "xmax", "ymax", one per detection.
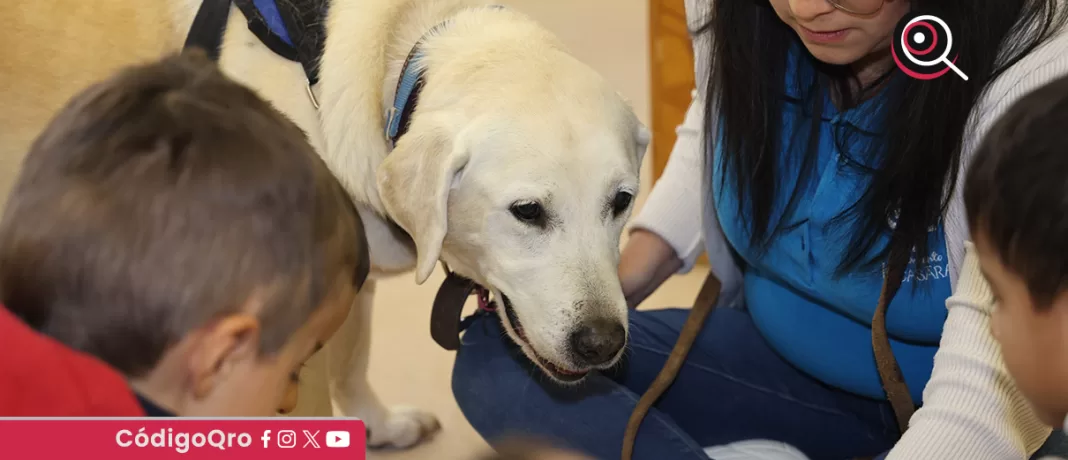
[{"xmin": 0, "ymin": 306, "xmax": 144, "ymax": 416}]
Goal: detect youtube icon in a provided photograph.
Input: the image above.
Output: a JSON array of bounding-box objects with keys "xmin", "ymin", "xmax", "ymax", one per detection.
[{"xmin": 326, "ymin": 431, "xmax": 350, "ymax": 448}]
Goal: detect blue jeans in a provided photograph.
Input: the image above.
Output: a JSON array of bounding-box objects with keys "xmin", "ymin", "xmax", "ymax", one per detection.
[{"xmin": 452, "ymin": 306, "xmax": 1068, "ymax": 460}]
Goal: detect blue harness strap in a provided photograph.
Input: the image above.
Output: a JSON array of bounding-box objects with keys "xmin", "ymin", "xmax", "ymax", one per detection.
[
  {"xmin": 233, "ymin": 0, "xmax": 326, "ymax": 85},
  {"xmin": 251, "ymin": 0, "xmax": 294, "ymax": 46}
]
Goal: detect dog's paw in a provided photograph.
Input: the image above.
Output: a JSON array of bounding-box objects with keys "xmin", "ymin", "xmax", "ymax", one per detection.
[{"xmin": 367, "ymin": 406, "xmax": 440, "ymax": 449}]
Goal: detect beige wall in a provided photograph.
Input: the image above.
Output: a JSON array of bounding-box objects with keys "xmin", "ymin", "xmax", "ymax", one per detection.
[{"xmin": 497, "ymin": 0, "xmax": 655, "ymax": 207}]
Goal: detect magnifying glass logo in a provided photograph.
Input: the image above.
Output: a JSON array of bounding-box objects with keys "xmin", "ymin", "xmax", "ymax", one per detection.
[{"xmin": 892, "ymin": 14, "xmax": 969, "ymax": 81}]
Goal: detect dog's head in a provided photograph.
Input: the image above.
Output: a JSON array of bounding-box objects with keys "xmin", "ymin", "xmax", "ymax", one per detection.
[{"xmin": 377, "ymin": 47, "xmax": 648, "ymax": 383}]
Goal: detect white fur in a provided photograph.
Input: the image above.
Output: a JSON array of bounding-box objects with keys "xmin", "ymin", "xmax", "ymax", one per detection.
[{"xmin": 2, "ymin": 0, "xmax": 648, "ymax": 448}]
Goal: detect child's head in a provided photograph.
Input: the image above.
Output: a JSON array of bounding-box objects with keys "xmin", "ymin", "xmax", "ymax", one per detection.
[
  {"xmin": 965, "ymin": 74, "xmax": 1068, "ymax": 428},
  {"xmin": 0, "ymin": 52, "xmax": 368, "ymax": 416}
]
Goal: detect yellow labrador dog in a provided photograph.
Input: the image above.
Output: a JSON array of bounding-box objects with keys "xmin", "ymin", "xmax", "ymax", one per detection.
[{"xmin": 1, "ymin": 0, "xmax": 648, "ymax": 448}]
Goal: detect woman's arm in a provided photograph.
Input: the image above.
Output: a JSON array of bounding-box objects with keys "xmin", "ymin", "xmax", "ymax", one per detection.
[
  {"xmin": 621, "ymin": 90, "xmax": 705, "ymax": 307},
  {"xmin": 623, "ymin": 0, "xmax": 744, "ymax": 310},
  {"xmin": 619, "ymin": 0, "xmax": 712, "ymax": 307},
  {"xmin": 619, "ymin": 229, "xmax": 685, "ymax": 309},
  {"xmin": 887, "ymin": 243, "xmax": 1050, "ymax": 459},
  {"xmin": 626, "ymin": 90, "xmax": 707, "ymax": 268}
]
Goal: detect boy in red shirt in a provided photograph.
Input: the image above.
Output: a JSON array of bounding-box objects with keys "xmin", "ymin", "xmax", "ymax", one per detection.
[
  {"xmin": 0, "ymin": 306, "xmax": 142, "ymax": 416},
  {"xmin": 0, "ymin": 51, "xmax": 368, "ymax": 417}
]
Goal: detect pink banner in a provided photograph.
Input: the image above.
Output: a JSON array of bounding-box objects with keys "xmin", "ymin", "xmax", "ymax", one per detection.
[{"xmin": 0, "ymin": 418, "xmax": 366, "ymax": 459}]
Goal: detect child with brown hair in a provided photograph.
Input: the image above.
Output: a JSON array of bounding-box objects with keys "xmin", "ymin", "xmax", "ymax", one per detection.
[
  {"xmin": 966, "ymin": 72, "xmax": 1068, "ymax": 440},
  {"xmin": 0, "ymin": 51, "xmax": 368, "ymax": 417}
]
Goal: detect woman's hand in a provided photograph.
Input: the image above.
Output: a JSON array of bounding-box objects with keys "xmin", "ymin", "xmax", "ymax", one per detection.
[{"xmin": 619, "ymin": 229, "xmax": 683, "ymax": 309}]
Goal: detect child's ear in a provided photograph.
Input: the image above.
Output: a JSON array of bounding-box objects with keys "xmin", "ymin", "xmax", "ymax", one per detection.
[{"xmin": 188, "ymin": 313, "xmax": 261, "ymax": 399}]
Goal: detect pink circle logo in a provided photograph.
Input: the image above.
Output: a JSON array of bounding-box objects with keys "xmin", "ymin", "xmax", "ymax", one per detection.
[{"xmin": 891, "ymin": 14, "xmax": 969, "ymax": 81}]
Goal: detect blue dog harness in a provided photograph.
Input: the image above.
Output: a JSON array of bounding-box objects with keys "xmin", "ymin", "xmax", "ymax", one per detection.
[
  {"xmin": 246, "ymin": 0, "xmax": 294, "ymax": 46},
  {"xmin": 184, "ymin": 0, "xmax": 503, "ymax": 145},
  {"xmin": 232, "ymin": 0, "xmax": 326, "ymax": 109}
]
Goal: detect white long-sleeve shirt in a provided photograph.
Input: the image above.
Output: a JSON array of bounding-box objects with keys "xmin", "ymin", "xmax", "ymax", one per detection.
[{"xmin": 630, "ymin": 1, "xmax": 1068, "ymax": 457}]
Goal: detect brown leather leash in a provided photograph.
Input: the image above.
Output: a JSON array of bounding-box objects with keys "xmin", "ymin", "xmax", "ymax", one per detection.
[
  {"xmin": 621, "ymin": 272, "xmax": 721, "ymax": 460},
  {"xmin": 870, "ymin": 261, "xmax": 915, "ymax": 432},
  {"xmin": 620, "ymin": 262, "xmax": 913, "ymax": 460}
]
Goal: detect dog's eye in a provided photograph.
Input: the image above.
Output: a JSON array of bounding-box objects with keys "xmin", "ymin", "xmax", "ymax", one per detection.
[
  {"xmin": 612, "ymin": 191, "xmax": 633, "ymax": 217},
  {"xmin": 510, "ymin": 202, "xmax": 544, "ymax": 223}
]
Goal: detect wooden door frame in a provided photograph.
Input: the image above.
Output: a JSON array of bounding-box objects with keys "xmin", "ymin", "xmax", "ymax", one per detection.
[{"xmin": 648, "ymin": 0, "xmax": 707, "ymax": 265}]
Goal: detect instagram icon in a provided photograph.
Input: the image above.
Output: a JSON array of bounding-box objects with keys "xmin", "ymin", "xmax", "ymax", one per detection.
[
  {"xmin": 277, "ymin": 430, "xmax": 297, "ymax": 449},
  {"xmin": 892, "ymin": 13, "xmax": 969, "ymax": 81}
]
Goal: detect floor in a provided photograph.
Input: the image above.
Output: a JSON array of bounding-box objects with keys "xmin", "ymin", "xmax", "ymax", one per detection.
[{"xmin": 299, "ymin": 263, "xmax": 709, "ymax": 460}]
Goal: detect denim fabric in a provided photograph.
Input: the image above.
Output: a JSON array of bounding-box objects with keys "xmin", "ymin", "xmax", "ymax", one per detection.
[
  {"xmin": 454, "ymin": 307, "xmax": 897, "ymax": 459},
  {"xmin": 452, "ymin": 307, "xmax": 1068, "ymax": 460}
]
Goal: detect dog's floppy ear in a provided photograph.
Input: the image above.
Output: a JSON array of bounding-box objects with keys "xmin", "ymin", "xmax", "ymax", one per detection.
[
  {"xmin": 634, "ymin": 123, "xmax": 651, "ymax": 169},
  {"xmin": 617, "ymin": 94, "xmax": 651, "ymax": 171},
  {"xmin": 377, "ymin": 117, "xmax": 471, "ymax": 285}
]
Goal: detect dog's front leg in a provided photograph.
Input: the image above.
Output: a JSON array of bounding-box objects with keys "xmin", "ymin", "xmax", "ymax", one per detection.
[{"xmin": 325, "ymin": 279, "xmax": 441, "ymax": 448}]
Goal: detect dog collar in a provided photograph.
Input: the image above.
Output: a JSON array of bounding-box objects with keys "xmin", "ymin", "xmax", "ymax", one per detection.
[
  {"xmin": 385, "ymin": 5, "xmax": 507, "ymax": 146},
  {"xmin": 431, "ymin": 272, "xmax": 475, "ymax": 350},
  {"xmin": 384, "ymin": 42, "xmax": 429, "ymax": 146},
  {"xmin": 431, "ymin": 267, "xmax": 500, "ymax": 351}
]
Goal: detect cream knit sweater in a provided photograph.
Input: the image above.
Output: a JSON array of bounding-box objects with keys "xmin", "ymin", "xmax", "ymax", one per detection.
[{"xmin": 630, "ymin": 1, "xmax": 1068, "ymax": 457}]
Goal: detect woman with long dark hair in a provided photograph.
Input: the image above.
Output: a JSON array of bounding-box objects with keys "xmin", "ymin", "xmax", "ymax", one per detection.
[{"xmin": 451, "ymin": 0, "xmax": 1068, "ymax": 458}]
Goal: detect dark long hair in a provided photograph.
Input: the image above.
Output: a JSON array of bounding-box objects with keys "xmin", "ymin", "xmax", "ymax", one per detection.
[{"xmin": 704, "ymin": 1, "xmax": 1066, "ymax": 278}]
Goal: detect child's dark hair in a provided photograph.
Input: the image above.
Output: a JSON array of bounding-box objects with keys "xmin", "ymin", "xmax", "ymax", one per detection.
[
  {"xmin": 0, "ymin": 51, "xmax": 368, "ymax": 376},
  {"xmin": 965, "ymin": 73, "xmax": 1068, "ymax": 308}
]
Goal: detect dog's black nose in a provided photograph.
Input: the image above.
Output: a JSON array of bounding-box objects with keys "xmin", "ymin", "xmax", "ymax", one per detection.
[{"xmin": 569, "ymin": 319, "xmax": 626, "ymax": 366}]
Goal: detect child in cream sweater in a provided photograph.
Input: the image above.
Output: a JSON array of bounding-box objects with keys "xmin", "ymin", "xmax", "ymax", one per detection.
[{"xmin": 965, "ymin": 72, "xmax": 1068, "ymax": 453}]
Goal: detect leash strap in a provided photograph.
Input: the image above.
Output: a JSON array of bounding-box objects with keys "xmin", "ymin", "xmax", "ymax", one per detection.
[
  {"xmin": 621, "ymin": 263, "xmax": 914, "ymax": 459},
  {"xmin": 872, "ymin": 258, "xmax": 915, "ymax": 433},
  {"xmin": 183, "ymin": 0, "xmax": 233, "ymax": 60},
  {"xmin": 622, "ymin": 273, "xmax": 721, "ymax": 460}
]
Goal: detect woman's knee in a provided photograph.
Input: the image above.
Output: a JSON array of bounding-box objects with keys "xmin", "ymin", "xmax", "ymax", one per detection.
[{"xmin": 451, "ymin": 314, "xmax": 526, "ymax": 434}]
